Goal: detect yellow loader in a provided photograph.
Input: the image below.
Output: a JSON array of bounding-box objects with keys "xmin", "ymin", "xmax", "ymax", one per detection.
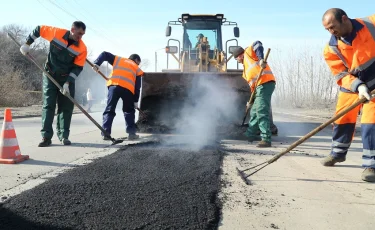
[{"xmin": 136, "ymin": 13, "xmax": 255, "ymax": 137}]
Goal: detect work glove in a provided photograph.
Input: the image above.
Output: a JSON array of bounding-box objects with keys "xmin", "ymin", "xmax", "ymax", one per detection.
[
  {"xmin": 358, "ymin": 84, "xmax": 371, "ymax": 101},
  {"xmin": 60, "ymin": 82, "xmax": 70, "ymax": 96},
  {"xmin": 92, "ymin": 64, "xmax": 100, "ymax": 73},
  {"xmin": 259, "ymin": 59, "xmax": 267, "ymax": 69},
  {"xmin": 20, "ymin": 44, "xmax": 30, "ymax": 55},
  {"xmin": 134, "ymin": 102, "xmax": 139, "ymax": 108}
]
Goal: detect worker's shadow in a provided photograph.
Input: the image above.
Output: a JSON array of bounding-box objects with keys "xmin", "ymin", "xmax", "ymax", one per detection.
[
  {"xmin": 222, "ymin": 147, "xmax": 326, "ymax": 159},
  {"xmin": 333, "ymin": 164, "xmax": 364, "ymax": 169},
  {"xmin": 250, "ymin": 177, "xmax": 373, "ymax": 185},
  {"xmin": 296, "ymin": 178, "xmax": 374, "ymax": 184}
]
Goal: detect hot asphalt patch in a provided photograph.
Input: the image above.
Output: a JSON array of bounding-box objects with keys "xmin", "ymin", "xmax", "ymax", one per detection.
[{"xmin": 0, "ymin": 141, "xmax": 223, "ymax": 230}]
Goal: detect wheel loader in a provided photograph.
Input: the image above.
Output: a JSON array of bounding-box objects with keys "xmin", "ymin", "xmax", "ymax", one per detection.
[{"xmin": 136, "ymin": 13, "xmax": 277, "ymax": 137}]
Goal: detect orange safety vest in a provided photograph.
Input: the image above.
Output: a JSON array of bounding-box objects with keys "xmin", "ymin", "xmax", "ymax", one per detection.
[
  {"xmin": 107, "ymin": 56, "xmax": 144, "ymax": 94},
  {"xmin": 39, "ymin": 26, "xmax": 86, "ymax": 67},
  {"xmin": 242, "ymin": 45, "xmax": 275, "ymax": 92},
  {"xmin": 323, "ymin": 15, "xmax": 375, "ymax": 92}
]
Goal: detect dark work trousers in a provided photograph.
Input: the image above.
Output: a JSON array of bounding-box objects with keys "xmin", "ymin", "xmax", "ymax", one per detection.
[
  {"xmin": 102, "ymin": 85, "xmax": 136, "ymax": 136},
  {"xmin": 41, "ymin": 73, "xmax": 75, "ymax": 141}
]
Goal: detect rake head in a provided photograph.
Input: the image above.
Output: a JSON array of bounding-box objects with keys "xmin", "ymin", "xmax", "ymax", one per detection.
[
  {"xmin": 236, "ymin": 161, "xmax": 270, "ymax": 185},
  {"xmin": 236, "ymin": 167, "xmax": 252, "ymax": 185},
  {"xmin": 110, "ymin": 138, "xmax": 124, "ymax": 145}
]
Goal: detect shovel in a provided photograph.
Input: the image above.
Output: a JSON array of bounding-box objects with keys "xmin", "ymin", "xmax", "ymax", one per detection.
[
  {"xmin": 236, "ymin": 90, "xmax": 375, "ymax": 185},
  {"xmin": 7, "ymin": 32, "xmax": 123, "ymax": 146}
]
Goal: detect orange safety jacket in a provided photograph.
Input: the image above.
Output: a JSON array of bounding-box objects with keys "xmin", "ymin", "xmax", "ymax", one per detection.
[
  {"xmin": 242, "ymin": 45, "xmax": 275, "ymax": 92},
  {"xmin": 107, "ymin": 56, "xmax": 144, "ymax": 94},
  {"xmin": 26, "ymin": 25, "xmax": 87, "ymax": 83},
  {"xmin": 323, "ymin": 15, "xmax": 375, "ymax": 93}
]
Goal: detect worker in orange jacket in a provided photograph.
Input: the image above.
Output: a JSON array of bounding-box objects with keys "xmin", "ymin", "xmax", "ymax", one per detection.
[
  {"xmin": 20, "ymin": 21, "xmax": 87, "ymax": 147},
  {"xmin": 321, "ymin": 8, "xmax": 375, "ymax": 182},
  {"xmin": 92, "ymin": 52, "xmax": 144, "ymax": 140},
  {"xmin": 233, "ymin": 42, "xmax": 276, "ymax": 148}
]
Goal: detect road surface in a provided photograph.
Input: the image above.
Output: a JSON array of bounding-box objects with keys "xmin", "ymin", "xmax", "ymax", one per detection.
[
  {"xmin": 0, "ymin": 108, "xmax": 373, "ymax": 229},
  {"xmin": 219, "ymin": 110, "xmax": 374, "ymax": 230}
]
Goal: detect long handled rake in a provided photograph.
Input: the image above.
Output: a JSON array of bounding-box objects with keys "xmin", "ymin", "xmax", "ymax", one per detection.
[
  {"xmin": 7, "ymin": 32, "xmax": 123, "ymax": 145},
  {"xmin": 237, "ymin": 90, "xmax": 375, "ymax": 185}
]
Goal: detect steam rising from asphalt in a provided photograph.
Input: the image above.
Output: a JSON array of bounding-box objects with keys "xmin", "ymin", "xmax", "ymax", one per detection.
[{"xmin": 167, "ymin": 75, "xmax": 239, "ymax": 150}]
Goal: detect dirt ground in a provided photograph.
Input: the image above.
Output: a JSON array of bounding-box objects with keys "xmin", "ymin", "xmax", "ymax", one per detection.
[{"xmin": 217, "ymin": 106, "xmax": 372, "ymax": 230}]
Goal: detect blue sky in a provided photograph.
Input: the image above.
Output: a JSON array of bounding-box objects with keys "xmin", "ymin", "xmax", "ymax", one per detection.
[{"xmin": 1, "ymin": 0, "xmax": 374, "ymax": 71}]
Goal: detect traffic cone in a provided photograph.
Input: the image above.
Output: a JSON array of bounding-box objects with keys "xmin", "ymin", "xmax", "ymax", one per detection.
[{"xmin": 0, "ymin": 108, "xmax": 29, "ymax": 164}]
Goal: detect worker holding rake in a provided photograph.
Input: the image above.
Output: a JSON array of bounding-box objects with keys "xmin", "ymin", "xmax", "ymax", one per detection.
[
  {"xmin": 321, "ymin": 8, "xmax": 375, "ymax": 182},
  {"xmin": 233, "ymin": 42, "xmax": 276, "ymax": 148},
  {"xmin": 20, "ymin": 21, "xmax": 88, "ymax": 147},
  {"xmin": 92, "ymin": 52, "xmax": 144, "ymax": 141}
]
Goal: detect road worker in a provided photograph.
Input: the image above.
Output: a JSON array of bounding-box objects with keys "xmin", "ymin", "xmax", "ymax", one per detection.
[
  {"xmin": 194, "ymin": 33, "xmax": 205, "ymax": 49},
  {"xmin": 92, "ymin": 52, "xmax": 144, "ymax": 140},
  {"xmin": 233, "ymin": 42, "xmax": 276, "ymax": 148},
  {"xmin": 321, "ymin": 8, "xmax": 375, "ymax": 182},
  {"xmin": 20, "ymin": 21, "xmax": 87, "ymax": 147}
]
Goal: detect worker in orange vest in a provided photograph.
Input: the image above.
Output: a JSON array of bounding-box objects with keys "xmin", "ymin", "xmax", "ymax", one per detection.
[
  {"xmin": 321, "ymin": 8, "xmax": 375, "ymax": 182},
  {"xmin": 233, "ymin": 42, "xmax": 276, "ymax": 148},
  {"xmin": 92, "ymin": 52, "xmax": 144, "ymax": 140},
  {"xmin": 20, "ymin": 21, "xmax": 87, "ymax": 147}
]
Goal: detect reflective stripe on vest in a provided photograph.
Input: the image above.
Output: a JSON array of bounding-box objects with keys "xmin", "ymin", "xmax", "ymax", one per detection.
[
  {"xmin": 245, "ymin": 58, "xmax": 273, "ymax": 85},
  {"xmin": 109, "ymin": 57, "xmax": 136, "ymax": 90}
]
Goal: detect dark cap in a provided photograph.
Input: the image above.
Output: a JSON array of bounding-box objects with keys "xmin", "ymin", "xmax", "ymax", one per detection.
[
  {"xmin": 232, "ymin": 46, "xmax": 245, "ymax": 58},
  {"xmin": 129, "ymin": 54, "xmax": 141, "ymax": 63}
]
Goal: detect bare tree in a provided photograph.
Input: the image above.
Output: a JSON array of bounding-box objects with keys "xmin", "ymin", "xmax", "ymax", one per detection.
[
  {"xmin": 271, "ymin": 45, "xmax": 337, "ymax": 110},
  {"xmin": 0, "ymin": 24, "xmax": 49, "ymax": 106}
]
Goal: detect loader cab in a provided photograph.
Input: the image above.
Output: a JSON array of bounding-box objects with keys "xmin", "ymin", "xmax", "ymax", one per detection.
[
  {"xmin": 182, "ymin": 18, "xmax": 222, "ymax": 60},
  {"xmin": 165, "ymin": 13, "xmax": 240, "ymax": 72}
]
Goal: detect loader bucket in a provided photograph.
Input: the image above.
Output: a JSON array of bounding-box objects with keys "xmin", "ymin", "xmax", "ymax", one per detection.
[{"xmin": 136, "ymin": 71, "xmax": 251, "ymax": 139}]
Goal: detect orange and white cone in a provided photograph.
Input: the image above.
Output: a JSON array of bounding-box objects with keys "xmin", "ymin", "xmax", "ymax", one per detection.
[{"xmin": 0, "ymin": 108, "xmax": 29, "ymax": 164}]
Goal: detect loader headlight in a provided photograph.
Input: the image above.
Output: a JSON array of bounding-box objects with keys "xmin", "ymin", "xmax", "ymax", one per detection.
[
  {"xmin": 182, "ymin": 14, "xmax": 189, "ymax": 20},
  {"xmin": 216, "ymin": 14, "xmax": 224, "ymax": 19},
  {"xmin": 166, "ymin": 46, "xmax": 178, "ymax": 54}
]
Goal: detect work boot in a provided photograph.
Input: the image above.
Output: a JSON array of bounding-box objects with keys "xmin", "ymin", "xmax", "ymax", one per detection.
[
  {"xmin": 102, "ymin": 135, "xmax": 111, "ymax": 141},
  {"xmin": 128, "ymin": 134, "xmax": 139, "ymax": 140},
  {"xmin": 320, "ymin": 155, "xmax": 346, "ymax": 166},
  {"xmin": 362, "ymin": 168, "xmax": 375, "ymax": 182},
  {"xmin": 38, "ymin": 138, "xmax": 52, "ymax": 147},
  {"xmin": 244, "ymin": 132, "xmax": 261, "ymax": 142},
  {"xmin": 257, "ymin": 140, "xmax": 271, "ymax": 148},
  {"xmin": 256, "ymin": 127, "xmax": 278, "ymax": 136},
  {"xmin": 271, "ymin": 125, "xmax": 278, "ymax": 136},
  {"xmin": 61, "ymin": 138, "xmax": 71, "ymax": 145}
]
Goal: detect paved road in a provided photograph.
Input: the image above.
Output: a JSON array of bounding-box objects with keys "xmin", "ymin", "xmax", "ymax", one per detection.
[
  {"xmin": 0, "ymin": 109, "xmax": 373, "ymax": 229},
  {"xmin": 0, "ymin": 110, "xmax": 146, "ymax": 196}
]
